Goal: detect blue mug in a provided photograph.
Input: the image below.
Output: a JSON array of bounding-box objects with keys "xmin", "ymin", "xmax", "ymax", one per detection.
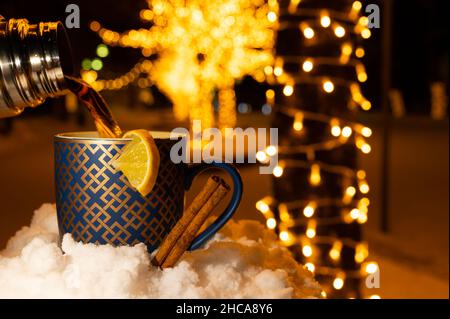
[{"xmin": 54, "ymin": 131, "xmax": 242, "ymax": 252}]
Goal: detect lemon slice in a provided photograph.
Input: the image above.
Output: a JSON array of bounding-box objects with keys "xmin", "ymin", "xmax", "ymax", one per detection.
[{"xmin": 113, "ymin": 129, "xmax": 160, "ymax": 196}]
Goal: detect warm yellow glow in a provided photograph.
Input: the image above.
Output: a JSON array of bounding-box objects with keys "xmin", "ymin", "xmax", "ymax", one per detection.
[
  {"xmin": 361, "ymin": 127, "xmax": 372, "ymax": 137},
  {"xmin": 302, "ymin": 59, "xmax": 314, "ymax": 72},
  {"xmin": 94, "ymin": 0, "xmax": 275, "ymax": 128},
  {"xmin": 341, "ymin": 43, "xmax": 353, "ymax": 56},
  {"xmin": 303, "ymin": 27, "xmax": 315, "ymax": 39},
  {"xmin": 273, "ymin": 164, "xmax": 284, "ymax": 177},
  {"xmin": 331, "ymin": 125, "xmax": 341, "ymax": 137},
  {"xmin": 283, "ymin": 84, "xmax": 294, "ymax": 96},
  {"xmin": 346, "ymin": 186, "xmax": 357, "ymax": 197},
  {"xmin": 303, "ymin": 202, "xmax": 316, "ymax": 218},
  {"xmin": 329, "ymin": 241, "xmax": 343, "ymax": 261},
  {"xmin": 359, "ymin": 16, "xmax": 369, "ymax": 26},
  {"xmin": 341, "ymin": 126, "xmax": 352, "ymax": 138},
  {"xmin": 350, "ymin": 208, "xmax": 360, "ymax": 220},
  {"xmin": 266, "ymin": 217, "xmax": 277, "ymax": 229},
  {"xmin": 360, "ymin": 197, "xmax": 370, "ymax": 206},
  {"xmin": 279, "ymin": 230, "xmax": 290, "ymax": 241},
  {"xmin": 365, "ymin": 262, "xmax": 379, "ymax": 274},
  {"xmin": 370, "ymin": 294, "xmax": 381, "ymax": 299},
  {"xmin": 306, "ymin": 220, "xmax": 317, "ymax": 238},
  {"xmin": 305, "ymin": 262, "xmax": 315, "ymax": 273},
  {"xmin": 266, "ymin": 145, "xmax": 277, "ymax": 156},
  {"xmin": 264, "ymin": 65, "xmax": 273, "ymax": 75},
  {"xmin": 293, "ymin": 112, "xmax": 304, "ymax": 131},
  {"xmin": 334, "ymin": 25, "xmax": 346, "ymax": 38},
  {"xmin": 256, "ymin": 151, "xmax": 268, "ymax": 163},
  {"xmin": 352, "ymin": 1, "xmax": 362, "ymax": 11},
  {"xmin": 333, "ymin": 273, "xmax": 345, "ymax": 290},
  {"xmin": 265, "ymin": 89, "xmax": 275, "ymax": 100},
  {"xmin": 321, "ymin": 291, "xmax": 327, "ymax": 298},
  {"xmin": 358, "ymin": 211, "xmax": 368, "ymax": 224},
  {"xmin": 320, "ymin": 14, "xmax": 331, "ymax": 28},
  {"xmin": 256, "ymin": 200, "xmax": 270, "ymax": 214},
  {"xmin": 273, "ymin": 66, "xmax": 283, "ymax": 77},
  {"xmin": 358, "ymin": 72, "xmax": 368, "ymax": 82},
  {"xmin": 361, "ymin": 100, "xmax": 372, "ymax": 111},
  {"xmin": 357, "ymin": 170, "xmax": 366, "ymax": 179},
  {"xmin": 355, "ymin": 243, "xmax": 369, "ymax": 263},
  {"xmin": 361, "ymin": 143, "xmax": 372, "ymax": 154},
  {"xmin": 267, "ymin": 11, "xmax": 277, "ymax": 23},
  {"xmin": 323, "ymin": 80, "xmax": 335, "ymax": 93},
  {"xmin": 278, "ymin": 203, "xmax": 290, "ymax": 222},
  {"xmin": 359, "ymin": 182, "xmax": 370, "ymax": 194},
  {"xmin": 288, "ymin": 0, "xmax": 301, "ymax": 14},
  {"xmin": 309, "ymin": 164, "xmax": 321, "ymax": 186},
  {"xmin": 140, "ymin": 9, "xmax": 154, "ymax": 21},
  {"xmin": 81, "ymin": 70, "xmax": 98, "ymax": 84},
  {"xmin": 89, "ymin": 21, "xmax": 101, "ymax": 32},
  {"xmin": 355, "ymin": 47, "xmax": 365, "ymax": 58},
  {"xmin": 302, "ymin": 244, "xmax": 313, "ymax": 257},
  {"xmin": 361, "ymin": 28, "xmax": 371, "ymax": 39}
]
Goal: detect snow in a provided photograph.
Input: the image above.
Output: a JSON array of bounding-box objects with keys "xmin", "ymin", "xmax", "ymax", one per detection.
[{"xmin": 0, "ymin": 203, "xmax": 322, "ymax": 298}]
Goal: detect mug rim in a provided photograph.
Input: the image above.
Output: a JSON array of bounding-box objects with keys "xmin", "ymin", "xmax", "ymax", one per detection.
[{"xmin": 54, "ymin": 131, "xmax": 186, "ymax": 142}]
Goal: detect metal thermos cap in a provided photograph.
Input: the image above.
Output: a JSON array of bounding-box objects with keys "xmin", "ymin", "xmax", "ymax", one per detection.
[{"xmin": 0, "ymin": 17, "xmax": 73, "ymax": 117}]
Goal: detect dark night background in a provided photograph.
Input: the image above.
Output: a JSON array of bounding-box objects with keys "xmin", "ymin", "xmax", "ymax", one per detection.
[
  {"xmin": 0, "ymin": 0, "xmax": 448, "ymax": 298},
  {"xmin": 0, "ymin": 0, "xmax": 448, "ymax": 116}
]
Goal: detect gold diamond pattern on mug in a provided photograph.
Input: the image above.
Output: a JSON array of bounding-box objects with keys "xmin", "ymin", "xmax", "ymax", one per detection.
[{"xmin": 55, "ymin": 139, "xmax": 184, "ymax": 250}]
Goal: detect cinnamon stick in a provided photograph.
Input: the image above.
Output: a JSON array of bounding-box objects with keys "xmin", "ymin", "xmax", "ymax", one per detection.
[
  {"xmin": 161, "ymin": 180, "xmax": 230, "ymax": 268},
  {"xmin": 151, "ymin": 176, "xmax": 223, "ymax": 267}
]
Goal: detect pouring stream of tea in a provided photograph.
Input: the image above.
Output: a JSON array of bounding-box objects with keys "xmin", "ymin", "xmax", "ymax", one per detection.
[{"xmin": 64, "ymin": 76, "xmax": 123, "ymax": 138}]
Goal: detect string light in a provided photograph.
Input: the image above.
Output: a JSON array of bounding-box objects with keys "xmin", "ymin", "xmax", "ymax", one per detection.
[
  {"xmin": 355, "ymin": 47, "xmax": 365, "ymax": 58},
  {"xmin": 279, "ymin": 230, "xmax": 290, "ymax": 241},
  {"xmin": 273, "ymin": 161, "xmax": 285, "ymax": 178},
  {"xmin": 329, "ymin": 241, "xmax": 343, "ymax": 261},
  {"xmin": 361, "ymin": 127, "xmax": 372, "ymax": 137},
  {"xmin": 355, "ymin": 242, "xmax": 369, "ymax": 263},
  {"xmin": 341, "ymin": 126, "xmax": 353, "ymax": 138},
  {"xmin": 303, "ymin": 202, "xmax": 317, "ymax": 218},
  {"xmin": 323, "ymin": 80, "xmax": 335, "ymax": 93},
  {"xmin": 302, "ymin": 59, "xmax": 314, "ymax": 72},
  {"xmin": 361, "ymin": 28, "xmax": 371, "ymax": 39},
  {"xmin": 293, "ymin": 112, "xmax": 304, "ymax": 131},
  {"xmin": 267, "ymin": 11, "xmax": 278, "ymax": 23},
  {"xmin": 258, "ymin": 1, "xmax": 375, "ymax": 299},
  {"xmin": 364, "ymin": 262, "xmax": 379, "ymax": 275},
  {"xmin": 266, "ymin": 89, "xmax": 275, "ymax": 105},
  {"xmin": 361, "ymin": 143, "xmax": 371, "ymax": 154},
  {"xmin": 283, "ymin": 84, "xmax": 294, "ymax": 96},
  {"xmin": 255, "ymin": 200, "xmax": 269, "ymax": 214},
  {"xmin": 266, "ymin": 217, "xmax": 277, "ymax": 229},
  {"xmin": 90, "ymin": 0, "xmax": 275, "ymax": 128},
  {"xmin": 320, "ymin": 11, "xmax": 331, "ymax": 28},
  {"xmin": 306, "ymin": 220, "xmax": 317, "ymax": 238},
  {"xmin": 309, "ymin": 164, "xmax": 321, "ymax": 186},
  {"xmin": 334, "ymin": 25, "xmax": 346, "ymax": 38},
  {"xmin": 302, "ymin": 244, "xmax": 313, "ymax": 257},
  {"xmin": 359, "ymin": 182, "xmax": 370, "ymax": 194},
  {"xmin": 352, "ymin": 1, "xmax": 362, "ymax": 12},
  {"xmin": 330, "ymin": 119, "xmax": 341, "ymax": 137},
  {"xmin": 305, "ymin": 262, "xmax": 316, "ymax": 273},
  {"xmin": 266, "ymin": 145, "xmax": 278, "ymax": 157},
  {"xmin": 333, "ymin": 272, "xmax": 345, "ymax": 290},
  {"xmin": 300, "ymin": 23, "xmax": 315, "ymax": 39}
]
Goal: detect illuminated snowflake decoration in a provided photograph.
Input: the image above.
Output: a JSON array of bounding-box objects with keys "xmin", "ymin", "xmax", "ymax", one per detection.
[{"xmin": 90, "ymin": 0, "xmax": 277, "ymax": 128}]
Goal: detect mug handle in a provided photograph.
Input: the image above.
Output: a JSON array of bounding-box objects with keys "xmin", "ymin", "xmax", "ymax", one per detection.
[{"xmin": 184, "ymin": 162, "xmax": 243, "ymax": 250}]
